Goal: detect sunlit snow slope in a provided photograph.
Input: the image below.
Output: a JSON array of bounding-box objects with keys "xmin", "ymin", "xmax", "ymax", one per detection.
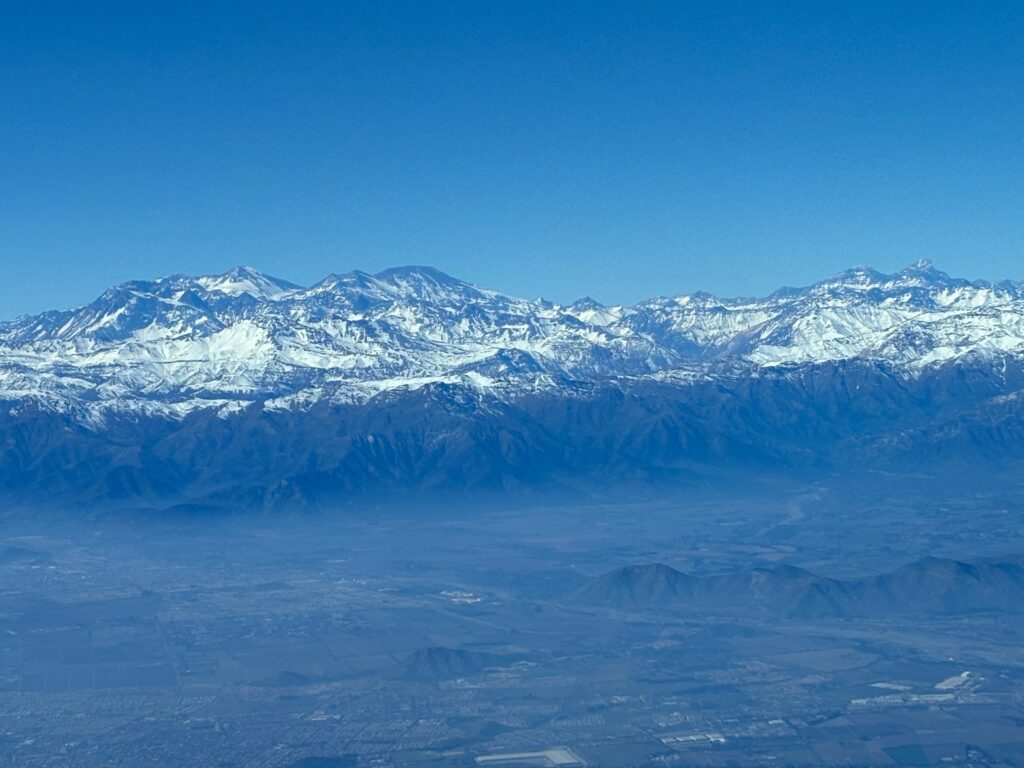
[{"xmin": 1, "ymin": 260, "xmax": 1022, "ymax": 421}]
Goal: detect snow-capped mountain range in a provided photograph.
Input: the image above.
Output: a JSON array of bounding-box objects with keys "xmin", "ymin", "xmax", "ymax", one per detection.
[
  {"xmin": 2, "ymin": 260, "xmax": 1023, "ymax": 421},
  {"xmin": 4, "ymin": 260, "xmax": 1024, "ymax": 510}
]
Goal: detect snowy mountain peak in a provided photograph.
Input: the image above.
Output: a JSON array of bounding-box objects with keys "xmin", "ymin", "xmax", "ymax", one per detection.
[
  {"xmin": 809, "ymin": 261, "xmax": 961, "ymax": 294},
  {"xmin": 374, "ymin": 264, "xmax": 465, "ymax": 286},
  {"xmin": 895, "ymin": 258, "xmax": 952, "ymax": 285},
  {"xmin": 196, "ymin": 266, "xmax": 300, "ymax": 300},
  {"xmin": 367, "ymin": 265, "xmax": 486, "ymax": 301},
  {"xmin": 308, "ymin": 266, "xmax": 483, "ymax": 303},
  {"xmin": 569, "ymin": 296, "xmax": 605, "ymax": 311},
  {"xmin": 826, "ymin": 265, "xmax": 888, "ymax": 287},
  {"xmin": 905, "ymin": 257, "xmax": 937, "ymax": 272}
]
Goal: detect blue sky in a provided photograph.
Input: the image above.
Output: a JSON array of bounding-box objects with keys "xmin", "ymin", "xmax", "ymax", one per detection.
[{"xmin": 2, "ymin": 1, "xmax": 1023, "ymax": 316}]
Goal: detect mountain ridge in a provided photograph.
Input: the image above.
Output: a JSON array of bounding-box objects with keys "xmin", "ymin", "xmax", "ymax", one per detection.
[
  {"xmin": 2, "ymin": 261, "xmax": 1024, "ymax": 422},
  {"xmin": 3, "ymin": 262, "xmax": 1024, "ymax": 509},
  {"xmin": 577, "ymin": 555, "xmax": 1024, "ymax": 618}
]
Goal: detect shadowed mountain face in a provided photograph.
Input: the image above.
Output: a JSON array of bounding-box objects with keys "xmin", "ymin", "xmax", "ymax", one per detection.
[
  {"xmin": 575, "ymin": 564, "xmax": 699, "ymax": 606},
  {"xmin": 402, "ymin": 647, "xmax": 498, "ymax": 681},
  {"xmin": 2, "ymin": 361, "xmax": 1024, "ymax": 511},
  {"xmin": 3, "ymin": 262, "xmax": 1024, "ymax": 509},
  {"xmin": 578, "ymin": 556, "xmax": 1024, "ymax": 618}
]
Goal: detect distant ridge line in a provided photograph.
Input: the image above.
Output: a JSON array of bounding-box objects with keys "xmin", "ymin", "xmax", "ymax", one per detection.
[{"xmin": 577, "ymin": 555, "xmax": 1024, "ymax": 618}]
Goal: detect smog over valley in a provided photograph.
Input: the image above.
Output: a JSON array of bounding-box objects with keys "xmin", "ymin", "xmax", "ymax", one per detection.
[{"xmin": 4, "ymin": 3, "xmax": 1024, "ymax": 766}]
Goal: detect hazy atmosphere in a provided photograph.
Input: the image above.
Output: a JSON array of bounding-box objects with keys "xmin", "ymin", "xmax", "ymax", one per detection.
[{"xmin": 3, "ymin": 3, "xmax": 1024, "ymax": 768}]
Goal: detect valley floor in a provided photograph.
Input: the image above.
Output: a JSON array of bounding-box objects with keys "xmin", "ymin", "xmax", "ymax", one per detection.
[{"xmin": 1, "ymin": 476, "xmax": 1023, "ymax": 767}]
